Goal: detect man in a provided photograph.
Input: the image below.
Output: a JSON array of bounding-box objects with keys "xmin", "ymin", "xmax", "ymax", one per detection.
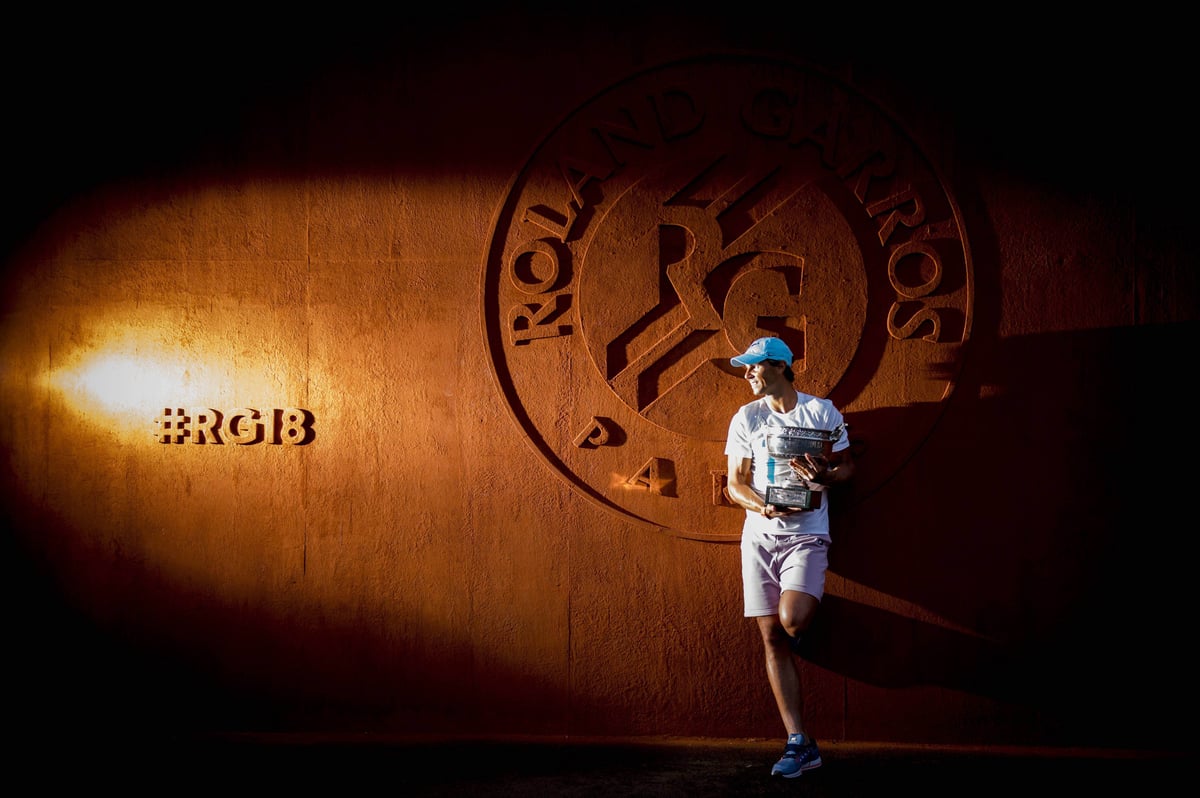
[{"xmin": 724, "ymin": 335, "xmax": 854, "ymax": 779}]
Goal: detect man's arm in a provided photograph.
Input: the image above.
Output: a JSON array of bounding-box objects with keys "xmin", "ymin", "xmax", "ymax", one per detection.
[{"xmin": 727, "ymin": 452, "xmax": 788, "ymax": 518}]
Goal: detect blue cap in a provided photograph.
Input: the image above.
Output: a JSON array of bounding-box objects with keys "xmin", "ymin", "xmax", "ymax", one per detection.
[{"xmin": 730, "ymin": 336, "xmax": 793, "ymax": 367}]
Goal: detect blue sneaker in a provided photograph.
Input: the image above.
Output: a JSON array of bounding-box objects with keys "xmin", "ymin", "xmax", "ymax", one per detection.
[{"xmin": 770, "ymin": 734, "xmax": 822, "ymax": 778}]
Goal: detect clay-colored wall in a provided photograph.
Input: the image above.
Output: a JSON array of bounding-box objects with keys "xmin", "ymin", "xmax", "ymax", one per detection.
[{"xmin": 2, "ymin": 14, "xmax": 1194, "ymax": 751}]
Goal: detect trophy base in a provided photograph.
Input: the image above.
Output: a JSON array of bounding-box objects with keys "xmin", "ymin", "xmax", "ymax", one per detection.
[{"xmin": 766, "ymin": 484, "xmax": 822, "ymax": 511}]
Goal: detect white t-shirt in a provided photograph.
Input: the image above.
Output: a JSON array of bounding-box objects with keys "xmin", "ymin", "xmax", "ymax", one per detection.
[{"xmin": 724, "ymin": 390, "xmax": 850, "ymax": 537}]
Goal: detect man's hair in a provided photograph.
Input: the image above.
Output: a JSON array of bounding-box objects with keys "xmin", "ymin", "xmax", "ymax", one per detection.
[{"xmin": 765, "ymin": 359, "xmax": 795, "ymax": 382}]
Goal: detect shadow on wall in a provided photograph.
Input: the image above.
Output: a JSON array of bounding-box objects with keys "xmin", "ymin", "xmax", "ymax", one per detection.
[
  {"xmin": 0, "ymin": 494, "xmax": 541, "ymax": 741},
  {"xmin": 810, "ymin": 319, "xmax": 1197, "ymax": 750}
]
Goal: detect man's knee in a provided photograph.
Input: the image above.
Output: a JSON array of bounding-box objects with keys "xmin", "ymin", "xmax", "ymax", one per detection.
[{"xmin": 778, "ymin": 591, "xmax": 818, "ymax": 635}]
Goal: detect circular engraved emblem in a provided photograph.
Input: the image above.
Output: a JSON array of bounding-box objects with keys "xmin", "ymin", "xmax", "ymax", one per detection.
[{"xmin": 482, "ymin": 55, "xmax": 972, "ymax": 542}]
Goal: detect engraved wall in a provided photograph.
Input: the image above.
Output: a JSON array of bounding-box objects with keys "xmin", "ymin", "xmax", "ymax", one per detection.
[{"xmin": 1, "ymin": 12, "xmax": 1194, "ymax": 754}]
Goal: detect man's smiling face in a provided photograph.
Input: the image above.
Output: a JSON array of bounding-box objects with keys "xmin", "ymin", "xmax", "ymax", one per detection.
[{"xmin": 743, "ymin": 359, "xmax": 787, "ymax": 396}]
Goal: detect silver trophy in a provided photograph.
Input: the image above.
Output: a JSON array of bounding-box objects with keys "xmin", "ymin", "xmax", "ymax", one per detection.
[{"xmin": 763, "ymin": 424, "xmax": 846, "ymax": 510}]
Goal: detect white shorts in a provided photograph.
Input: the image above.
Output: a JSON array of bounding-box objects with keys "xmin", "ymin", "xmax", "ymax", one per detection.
[{"xmin": 741, "ymin": 531, "xmax": 830, "ymax": 617}]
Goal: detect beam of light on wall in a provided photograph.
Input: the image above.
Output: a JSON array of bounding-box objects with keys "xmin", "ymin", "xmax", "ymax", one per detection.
[
  {"xmin": 60, "ymin": 353, "xmax": 183, "ymax": 415},
  {"xmin": 40, "ymin": 322, "xmax": 294, "ymax": 443},
  {"xmin": 47, "ymin": 349, "xmax": 214, "ymax": 439}
]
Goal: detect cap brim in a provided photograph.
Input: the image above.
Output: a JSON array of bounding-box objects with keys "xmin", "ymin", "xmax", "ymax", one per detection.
[{"xmin": 730, "ymin": 354, "xmax": 768, "ymax": 367}]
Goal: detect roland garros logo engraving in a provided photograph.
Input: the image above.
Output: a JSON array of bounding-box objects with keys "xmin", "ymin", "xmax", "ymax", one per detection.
[{"xmin": 482, "ymin": 55, "xmax": 972, "ymax": 542}]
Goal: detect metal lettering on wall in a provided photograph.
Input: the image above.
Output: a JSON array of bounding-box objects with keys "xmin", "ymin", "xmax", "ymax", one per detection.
[
  {"xmin": 482, "ymin": 55, "xmax": 973, "ymax": 542},
  {"xmin": 154, "ymin": 407, "xmax": 315, "ymax": 445}
]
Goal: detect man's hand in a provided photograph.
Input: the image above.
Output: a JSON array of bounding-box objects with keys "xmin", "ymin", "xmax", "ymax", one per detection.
[
  {"xmin": 789, "ymin": 453, "xmax": 829, "ymax": 484},
  {"xmin": 761, "ymin": 503, "xmax": 800, "ymax": 518}
]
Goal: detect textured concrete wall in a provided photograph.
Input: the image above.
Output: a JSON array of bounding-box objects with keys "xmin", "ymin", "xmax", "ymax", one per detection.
[{"xmin": 2, "ymin": 13, "xmax": 1195, "ymax": 751}]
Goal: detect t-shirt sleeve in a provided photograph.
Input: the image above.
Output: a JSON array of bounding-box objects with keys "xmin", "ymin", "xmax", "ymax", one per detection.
[
  {"xmin": 830, "ymin": 408, "xmax": 850, "ymax": 453},
  {"xmin": 724, "ymin": 407, "xmax": 752, "ymax": 459}
]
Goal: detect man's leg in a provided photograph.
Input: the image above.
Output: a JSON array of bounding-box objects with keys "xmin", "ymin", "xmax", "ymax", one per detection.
[
  {"xmin": 756, "ymin": 614, "xmax": 805, "ymax": 735},
  {"xmin": 757, "ymin": 610, "xmax": 825, "ymax": 778}
]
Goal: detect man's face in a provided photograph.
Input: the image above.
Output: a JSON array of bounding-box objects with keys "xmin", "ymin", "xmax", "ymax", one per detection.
[{"xmin": 743, "ymin": 360, "xmax": 785, "ymax": 395}]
